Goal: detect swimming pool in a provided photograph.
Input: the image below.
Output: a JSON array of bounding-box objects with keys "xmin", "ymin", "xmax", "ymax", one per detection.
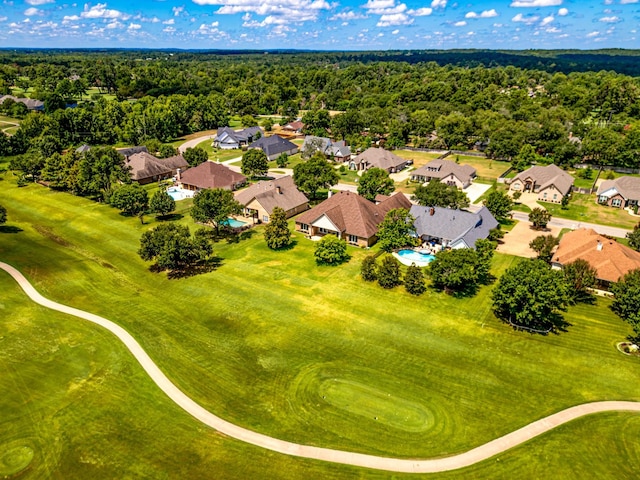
[
  {"xmin": 395, "ymin": 249, "xmax": 436, "ymax": 266},
  {"xmin": 222, "ymin": 218, "xmax": 248, "ymax": 229},
  {"xmin": 166, "ymin": 186, "xmax": 194, "ymax": 201}
]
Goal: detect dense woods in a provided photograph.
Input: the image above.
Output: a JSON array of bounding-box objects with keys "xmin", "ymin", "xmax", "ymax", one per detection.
[{"xmin": 1, "ymin": 49, "xmax": 640, "ymax": 171}]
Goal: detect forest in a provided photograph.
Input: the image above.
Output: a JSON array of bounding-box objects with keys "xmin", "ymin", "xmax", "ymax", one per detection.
[{"xmin": 0, "ymin": 48, "xmax": 639, "ymax": 173}]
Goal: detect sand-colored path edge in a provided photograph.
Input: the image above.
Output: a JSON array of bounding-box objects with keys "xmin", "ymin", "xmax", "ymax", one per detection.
[{"xmin": 2, "ymin": 260, "xmax": 639, "ymax": 474}]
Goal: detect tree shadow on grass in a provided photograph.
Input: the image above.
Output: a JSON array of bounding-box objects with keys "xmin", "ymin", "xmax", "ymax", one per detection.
[
  {"xmin": 156, "ymin": 213, "xmax": 184, "ymax": 222},
  {"xmin": 502, "ymin": 312, "xmax": 572, "ymax": 335},
  {"xmin": 0, "ymin": 225, "xmax": 23, "ymax": 234},
  {"xmin": 158, "ymin": 257, "xmax": 224, "ymax": 280},
  {"xmin": 270, "ymin": 238, "xmax": 298, "ymax": 251},
  {"xmin": 226, "ymin": 229, "xmax": 256, "ymax": 244}
]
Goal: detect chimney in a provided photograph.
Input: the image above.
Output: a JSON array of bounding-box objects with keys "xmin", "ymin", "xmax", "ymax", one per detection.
[
  {"xmin": 276, "ymin": 186, "xmax": 282, "ymax": 194},
  {"xmin": 430, "ymin": 207, "xmax": 435, "ymax": 216},
  {"xmin": 176, "ymin": 168, "xmax": 182, "ymax": 182},
  {"xmin": 328, "ymin": 190, "xmax": 333, "ymax": 198},
  {"xmin": 597, "ymin": 240, "xmax": 603, "ymax": 251}
]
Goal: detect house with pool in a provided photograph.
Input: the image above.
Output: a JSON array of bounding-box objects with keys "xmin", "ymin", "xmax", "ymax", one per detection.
[
  {"xmin": 410, "ymin": 205, "xmax": 498, "ymax": 250},
  {"xmin": 177, "ymin": 161, "xmax": 247, "ymax": 192},
  {"xmin": 295, "ymin": 191, "xmax": 412, "ymax": 247}
]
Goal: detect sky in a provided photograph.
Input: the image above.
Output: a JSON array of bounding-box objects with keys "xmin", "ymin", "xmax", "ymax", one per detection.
[{"xmin": 0, "ymin": 1, "xmax": 639, "ymax": 50}]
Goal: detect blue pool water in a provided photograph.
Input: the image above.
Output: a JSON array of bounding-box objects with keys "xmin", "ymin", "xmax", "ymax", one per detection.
[
  {"xmin": 166, "ymin": 186, "xmax": 194, "ymax": 201},
  {"xmin": 222, "ymin": 218, "xmax": 248, "ymax": 228},
  {"xmin": 397, "ymin": 249, "xmax": 436, "ymax": 264}
]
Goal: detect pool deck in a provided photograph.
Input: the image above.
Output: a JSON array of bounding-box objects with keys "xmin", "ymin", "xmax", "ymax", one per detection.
[{"xmin": 393, "ymin": 250, "xmax": 434, "ymax": 268}]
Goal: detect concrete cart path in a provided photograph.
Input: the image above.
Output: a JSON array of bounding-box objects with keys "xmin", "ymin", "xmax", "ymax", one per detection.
[{"xmin": 2, "ymin": 261, "xmax": 639, "ymax": 474}]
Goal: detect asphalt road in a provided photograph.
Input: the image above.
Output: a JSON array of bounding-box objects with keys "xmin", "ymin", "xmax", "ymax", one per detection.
[{"xmin": 510, "ymin": 212, "xmax": 632, "ymax": 238}]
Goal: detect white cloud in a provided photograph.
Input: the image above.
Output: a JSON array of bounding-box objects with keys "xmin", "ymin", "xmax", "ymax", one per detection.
[
  {"xmin": 329, "ymin": 10, "xmax": 367, "ymax": 21},
  {"xmin": 454, "ymin": 20, "xmax": 466, "ymax": 27},
  {"xmin": 431, "ymin": 0, "xmax": 447, "ymax": 8},
  {"xmin": 540, "ymin": 15, "xmax": 554, "ymax": 26},
  {"xmin": 173, "ymin": 6, "xmax": 184, "ymax": 16},
  {"xmin": 163, "ymin": 26, "xmax": 176, "ymax": 32},
  {"xmin": 163, "ymin": 18, "xmax": 175, "ymax": 25},
  {"xmin": 391, "ymin": 29, "xmax": 399, "ymax": 34},
  {"xmin": 128, "ymin": 23, "xmax": 141, "ymax": 30},
  {"xmin": 465, "ymin": 9, "xmax": 498, "ymax": 19},
  {"xmin": 510, "ymin": 0, "xmax": 562, "ymax": 6},
  {"xmin": 620, "ymin": 0, "xmax": 639, "ymax": 4},
  {"xmin": 408, "ymin": 7, "xmax": 432, "ymax": 16},
  {"xmin": 599, "ymin": 16, "xmax": 621, "ymax": 23},
  {"xmin": 0, "ymin": 16, "xmax": 7, "ymax": 22},
  {"xmin": 24, "ymin": 7, "xmax": 43, "ymax": 16},
  {"xmin": 586, "ymin": 31, "xmax": 599, "ymax": 37},
  {"xmin": 81, "ymin": 3, "xmax": 129, "ymax": 20},
  {"xmin": 377, "ymin": 12, "xmax": 413, "ymax": 26},
  {"xmin": 557, "ymin": 8, "xmax": 568, "ymax": 16},
  {"xmin": 105, "ymin": 20, "xmax": 121, "ymax": 29},
  {"xmin": 25, "ymin": 0, "xmax": 53, "ymax": 4},
  {"xmin": 197, "ymin": 0, "xmax": 332, "ymax": 25},
  {"xmin": 512, "ymin": 13, "xmax": 539, "ymax": 24}
]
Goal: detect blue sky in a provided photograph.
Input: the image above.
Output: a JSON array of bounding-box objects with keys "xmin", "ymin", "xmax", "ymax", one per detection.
[{"xmin": 0, "ymin": 1, "xmax": 639, "ymax": 50}]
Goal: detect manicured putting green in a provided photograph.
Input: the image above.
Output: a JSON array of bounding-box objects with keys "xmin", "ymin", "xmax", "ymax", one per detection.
[
  {"xmin": 0, "ymin": 445, "xmax": 34, "ymax": 476},
  {"xmin": 319, "ymin": 378, "xmax": 435, "ymax": 432}
]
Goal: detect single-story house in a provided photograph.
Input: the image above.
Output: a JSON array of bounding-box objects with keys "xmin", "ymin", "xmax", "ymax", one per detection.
[
  {"xmin": 178, "ymin": 161, "xmax": 246, "ymax": 191},
  {"xmin": 235, "ymin": 175, "xmax": 308, "ymax": 223},
  {"xmin": 125, "ymin": 152, "xmax": 189, "ymax": 184},
  {"xmin": 350, "ymin": 148, "xmax": 408, "ymax": 173},
  {"xmin": 410, "ymin": 205, "xmax": 498, "ymax": 250},
  {"xmin": 295, "ymin": 191, "xmax": 412, "ymax": 247},
  {"xmin": 282, "ymin": 120, "xmax": 304, "ymax": 134},
  {"xmin": 301, "ymin": 136, "xmax": 351, "ymax": 162},
  {"xmin": 410, "ymin": 159, "xmax": 477, "ymax": 189},
  {"xmin": 249, "ymin": 135, "xmax": 298, "ymax": 161},
  {"xmin": 116, "ymin": 146, "xmax": 149, "ymax": 159},
  {"xmin": 0, "ymin": 94, "xmax": 44, "ymax": 111},
  {"xmin": 508, "ymin": 164, "xmax": 573, "ymax": 203},
  {"xmin": 161, "ymin": 154, "xmax": 190, "ymax": 176},
  {"xmin": 596, "ymin": 176, "xmax": 640, "ymax": 209},
  {"xmin": 551, "ymin": 228, "xmax": 640, "ymax": 288},
  {"xmin": 213, "ymin": 126, "xmax": 263, "ymax": 149}
]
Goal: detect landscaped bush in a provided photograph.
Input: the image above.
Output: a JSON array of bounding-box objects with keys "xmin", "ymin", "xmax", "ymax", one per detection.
[{"xmin": 314, "ymin": 235, "xmax": 349, "ymax": 265}]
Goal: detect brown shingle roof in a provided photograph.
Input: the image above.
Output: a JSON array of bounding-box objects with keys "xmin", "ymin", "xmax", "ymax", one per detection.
[
  {"xmin": 512, "ymin": 164, "xmax": 573, "ymax": 196},
  {"xmin": 179, "ymin": 162, "xmax": 246, "ymax": 190},
  {"xmin": 295, "ymin": 191, "xmax": 411, "ymax": 239},
  {"xmin": 126, "ymin": 152, "xmax": 172, "ymax": 181},
  {"xmin": 596, "ymin": 176, "xmax": 640, "ymax": 201},
  {"xmin": 352, "ymin": 148, "xmax": 407, "ymax": 171},
  {"xmin": 162, "ymin": 154, "xmax": 189, "ymax": 171},
  {"xmin": 234, "ymin": 176, "xmax": 308, "ymax": 214},
  {"xmin": 411, "ymin": 159, "xmax": 476, "ymax": 183},
  {"xmin": 552, "ymin": 228, "xmax": 640, "ymax": 283}
]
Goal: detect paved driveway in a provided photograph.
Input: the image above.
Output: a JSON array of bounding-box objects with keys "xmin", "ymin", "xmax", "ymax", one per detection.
[
  {"xmin": 496, "ymin": 221, "xmax": 562, "ymax": 258},
  {"xmin": 465, "ymin": 183, "xmax": 491, "ymax": 204}
]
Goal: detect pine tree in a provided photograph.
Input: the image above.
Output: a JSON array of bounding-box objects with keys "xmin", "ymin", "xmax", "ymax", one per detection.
[
  {"xmin": 264, "ymin": 207, "xmax": 291, "ymax": 250},
  {"xmin": 404, "ymin": 263, "xmax": 426, "ymax": 295}
]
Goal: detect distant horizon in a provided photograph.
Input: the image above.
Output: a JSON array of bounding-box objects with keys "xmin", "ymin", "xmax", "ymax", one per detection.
[{"xmin": 0, "ymin": 1, "xmax": 639, "ymax": 51}]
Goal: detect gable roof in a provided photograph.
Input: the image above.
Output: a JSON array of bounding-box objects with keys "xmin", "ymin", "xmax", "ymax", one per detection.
[
  {"xmin": 283, "ymin": 120, "xmax": 304, "ymax": 131},
  {"xmin": 116, "ymin": 146, "xmax": 149, "ymax": 159},
  {"xmin": 512, "ymin": 164, "xmax": 573, "ymax": 196},
  {"xmin": 216, "ymin": 126, "xmax": 263, "ymax": 144},
  {"xmin": 302, "ymin": 136, "xmax": 351, "ymax": 158},
  {"xmin": 179, "ymin": 161, "xmax": 246, "ymax": 190},
  {"xmin": 126, "ymin": 152, "xmax": 172, "ymax": 181},
  {"xmin": 411, "ymin": 159, "xmax": 476, "ymax": 182},
  {"xmin": 352, "ymin": 148, "xmax": 407, "ymax": 171},
  {"xmin": 235, "ymin": 175, "xmax": 308, "ymax": 214},
  {"xmin": 161, "ymin": 154, "xmax": 189, "ymax": 170},
  {"xmin": 296, "ymin": 191, "xmax": 411, "ymax": 239},
  {"xmin": 552, "ymin": 228, "xmax": 640, "ymax": 283},
  {"xmin": 249, "ymin": 135, "xmax": 298, "ymax": 157},
  {"xmin": 596, "ymin": 176, "xmax": 640, "ymax": 201},
  {"xmin": 410, "ymin": 205, "xmax": 498, "ymax": 249}
]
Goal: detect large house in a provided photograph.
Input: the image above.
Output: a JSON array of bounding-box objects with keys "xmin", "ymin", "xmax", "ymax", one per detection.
[
  {"xmin": 508, "ymin": 164, "xmax": 573, "ymax": 203},
  {"xmin": 249, "ymin": 135, "xmax": 298, "ymax": 160},
  {"xmin": 410, "ymin": 205, "xmax": 498, "ymax": 250},
  {"xmin": 551, "ymin": 228, "xmax": 640, "ymax": 288},
  {"xmin": 178, "ymin": 162, "xmax": 246, "ymax": 192},
  {"xmin": 116, "ymin": 146, "xmax": 149, "ymax": 159},
  {"xmin": 295, "ymin": 191, "xmax": 412, "ymax": 247},
  {"xmin": 213, "ymin": 127, "xmax": 263, "ymax": 150},
  {"xmin": 410, "ymin": 159, "xmax": 477, "ymax": 189},
  {"xmin": 282, "ymin": 120, "xmax": 304, "ymax": 134},
  {"xmin": 349, "ymin": 148, "xmax": 408, "ymax": 173},
  {"xmin": 235, "ymin": 176, "xmax": 308, "ymax": 223},
  {"xmin": 0, "ymin": 94, "xmax": 44, "ymax": 111},
  {"xmin": 126, "ymin": 152, "xmax": 189, "ymax": 184},
  {"xmin": 596, "ymin": 176, "xmax": 640, "ymax": 209},
  {"xmin": 302, "ymin": 136, "xmax": 351, "ymax": 162}
]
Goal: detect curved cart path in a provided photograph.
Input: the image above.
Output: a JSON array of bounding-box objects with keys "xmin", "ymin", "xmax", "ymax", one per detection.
[{"xmin": 2, "ymin": 260, "xmax": 639, "ymax": 474}]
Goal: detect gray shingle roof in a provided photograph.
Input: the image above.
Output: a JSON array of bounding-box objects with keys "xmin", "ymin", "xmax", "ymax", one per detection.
[
  {"xmin": 249, "ymin": 135, "xmax": 298, "ymax": 157},
  {"xmin": 411, "ymin": 159, "xmax": 476, "ymax": 183},
  {"xmin": 409, "ymin": 205, "xmax": 498, "ymax": 249},
  {"xmin": 597, "ymin": 176, "xmax": 640, "ymax": 201}
]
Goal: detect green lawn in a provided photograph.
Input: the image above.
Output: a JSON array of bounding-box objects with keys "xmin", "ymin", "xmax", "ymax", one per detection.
[
  {"xmin": 394, "ymin": 150, "xmax": 442, "ymax": 168},
  {"xmin": 540, "ymin": 194, "xmax": 639, "ymax": 229},
  {"xmin": 193, "ymin": 139, "xmax": 243, "ymax": 163},
  {"xmin": 1, "ymin": 178, "xmax": 639, "ymax": 478}
]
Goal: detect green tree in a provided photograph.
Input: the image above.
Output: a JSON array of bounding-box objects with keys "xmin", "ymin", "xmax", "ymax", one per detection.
[
  {"xmin": 475, "ymin": 238, "xmax": 496, "ymax": 282},
  {"xmin": 627, "ymin": 223, "xmax": 640, "ymax": 251},
  {"xmin": 611, "ymin": 269, "xmax": 640, "ymax": 337},
  {"xmin": 264, "ymin": 206, "xmax": 291, "ymax": 250},
  {"xmin": 492, "ymin": 259, "xmax": 569, "ymax": 332},
  {"xmin": 0, "ymin": 203, "xmax": 6, "ymax": 225},
  {"xmin": 183, "ymin": 147, "xmax": 208, "ymax": 167},
  {"xmin": 314, "ymin": 235, "xmax": 349, "ymax": 265},
  {"xmin": 529, "ymin": 208, "xmax": 552, "ymax": 230},
  {"xmin": 275, "ymin": 153, "xmax": 289, "ymax": 168},
  {"xmin": 357, "ymin": 167, "xmax": 395, "ymax": 201},
  {"xmin": 488, "ymin": 226, "xmax": 505, "ymax": 242},
  {"xmin": 77, "ymin": 147, "xmax": 131, "ymax": 200},
  {"xmin": 483, "ymin": 190, "xmax": 513, "ymax": 222},
  {"xmin": 377, "ymin": 208, "xmax": 416, "ymax": 253},
  {"xmin": 360, "ymin": 255, "xmax": 377, "ymax": 282},
  {"xmin": 241, "ymin": 115, "xmax": 258, "ymax": 127},
  {"xmin": 377, "ymin": 255, "xmax": 402, "ymax": 289},
  {"xmin": 138, "ymin": 223, "xmax": 213, "ymax": 273},
  {"xmin": 262, "ymin": 117, "xmax": 274, "ymax": 132},
  {"xmin": 110, "ymin": 183, "xmax": 149, "ymax": 223},
  {"xmin": 512, "ymin": 144, "xmax": 539, "ymax": 172},
  {"xmin": 404, "ymin": 263, "xmax": 426, "ymax": 295},
  {"xmin": 241, "ymin": 149, "xmax": 269, "ymax": 178},
  {"xmin": 190, "ymin": 188, "xmax": 243, "ymax": 234},
  {"xmin": 429, "ymin": 248, "xmax": 481, "ymax": 295},
  {"xmin": 529, "ymin": 234, "xmax": 559, "ymax": 262},
  {"xmin": 563, "ymin": 259, "xmax": 597, "ymax": 304},
  {"xmin": 149, "ymin": 189, "xmax": 176, "ymax": 218},
  {"xmin": 413, "ymin": 180, "xmax": 469, "ymax": 209},
  {"xmin": 293, "ymin": 153, "xmax": 339, "ymax": 200},
  {"xmin": 158, "ymin": 144, "xmax": 178, "ymax": 159}
]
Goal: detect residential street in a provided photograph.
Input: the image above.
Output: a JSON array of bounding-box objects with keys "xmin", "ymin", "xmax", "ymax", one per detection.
[{"xmin": 510, "ymin": 212, "xmax": 632, "ymax": 238}]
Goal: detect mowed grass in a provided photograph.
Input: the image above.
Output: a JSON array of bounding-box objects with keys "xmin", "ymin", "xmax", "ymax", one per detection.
[
  {"xmin": 540, "ymin": 193, "xmax": 639, "ymax": 229},
  {"xmin": 1, "ymin": 178, "xmax": 640, "ymax": 477}
]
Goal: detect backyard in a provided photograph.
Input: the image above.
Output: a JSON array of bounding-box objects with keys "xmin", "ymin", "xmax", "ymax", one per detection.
[{"xmin": 0, "ymin": 176, "xmax": 639, "ymax": 478}]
